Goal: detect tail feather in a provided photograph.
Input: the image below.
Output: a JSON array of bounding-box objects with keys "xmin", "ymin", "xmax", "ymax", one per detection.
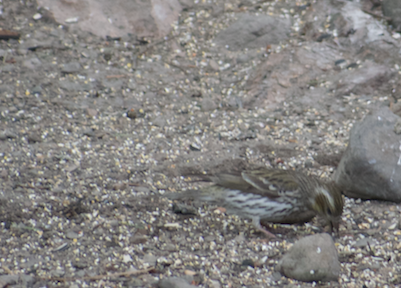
[{"xmin": 164, "ymin": 187, "xmax": 227, "ymax": 202}]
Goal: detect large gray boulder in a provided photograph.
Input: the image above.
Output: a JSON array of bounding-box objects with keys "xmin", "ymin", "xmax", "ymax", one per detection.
[{"xmin": 335, "ymin": 107, "xmax": 401, "ymax": 202}]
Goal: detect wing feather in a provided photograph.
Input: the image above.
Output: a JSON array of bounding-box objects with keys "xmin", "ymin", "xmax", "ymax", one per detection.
[{"xmin": 241, "ymin": 169, "xmax": 300, "ymax": 197}]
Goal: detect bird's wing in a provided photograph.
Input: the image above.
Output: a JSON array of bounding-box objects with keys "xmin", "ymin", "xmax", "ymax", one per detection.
[
  {"xmin": 210, "ymin": 173, "xmax": 255, "ymax": 191},
  {"xmin": 241, "ymin": 169, "xmax": 300, "ymax": 198}
]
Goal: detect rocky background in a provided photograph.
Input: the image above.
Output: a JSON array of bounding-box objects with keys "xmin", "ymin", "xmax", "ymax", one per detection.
[{"xmin": 1, "ymin": 0, "xmax": 401, "ymax": 287}]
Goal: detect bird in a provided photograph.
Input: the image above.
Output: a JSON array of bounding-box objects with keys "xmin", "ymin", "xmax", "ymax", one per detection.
[{"xmin": 166, "ymin": 168, "xmax": 343, "ymax": 238}]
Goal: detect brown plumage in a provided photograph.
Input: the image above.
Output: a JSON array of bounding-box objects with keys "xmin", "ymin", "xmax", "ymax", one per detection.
[{"xmin": 167, "ymin": 168, "xmax": 343, "ymax": 238}]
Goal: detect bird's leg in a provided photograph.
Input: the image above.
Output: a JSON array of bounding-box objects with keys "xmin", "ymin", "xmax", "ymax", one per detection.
[
  {"xmin": 252, "ymin": 217, "xmax": 276, "ymax": 238},
  {"xmin": 330, "ymin": 219, "xmax": 341, "ymax": 237}
]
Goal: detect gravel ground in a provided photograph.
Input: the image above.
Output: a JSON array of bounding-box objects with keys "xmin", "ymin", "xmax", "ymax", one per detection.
[{"xmin": 1, "ymin": 0, "xmax": 400, "ymax": 287}]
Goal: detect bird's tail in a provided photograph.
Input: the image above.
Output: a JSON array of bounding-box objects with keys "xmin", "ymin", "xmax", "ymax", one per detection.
[{"xmin": 164, "ymin": 186, "xmax": 226, "ymax": 203}]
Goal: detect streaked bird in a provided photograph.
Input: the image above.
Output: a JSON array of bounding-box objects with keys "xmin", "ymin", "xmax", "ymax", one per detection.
[{"xmin": 167, "ymin": 168, "xmax": 343, "ymax": 238}]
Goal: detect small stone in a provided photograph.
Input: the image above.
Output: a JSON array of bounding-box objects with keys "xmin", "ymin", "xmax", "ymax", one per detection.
[
  {"xmin": 272, "ymin": 112, "xmax": 283, "ymax": 121},
  {"xmin": 156, "ymin": 277, "xmax": 197, "ymax": 288},
  {"xmin": 122, "ymin": 254, "xmax": 133, "ymax": 263},
  {"xmin": 23, "ymin": 57, "xmax": 42, "ymax": 69},
  {"xmin": 152, "ymin": 115, "xmax": 166, "ymax": 127},
  {"xmin": 27, "ymin": 133, "xmax": 42, "ymax": 143},
  {"xmin": 82, "ymin": 128, "xmax": 96, "ymax": 137},
  {"xmin": 103, "ymin": 52, "xmax": 112, "ymax": 61},
  {"xmin": 72, "ymin": 260, "xmax": 88, "ymax": 269},
  {"xmin": 304, "ymin": 160, "xmax": 313, "ymax": 168},
  {"xmin": 162, "ymin": 243, "xmax": 177, "ymax": 252},
  {"xmin": 276, "ymin": 233, "xmax": 340, "ymax": 282},
  {"xmin": 201, "ymin": 98, "xmax": 217, "ymax": 111},
  {"xmin": 65, "ymin": 230, "xmax": 82, "ymax": 239},
  {"xmin": 62, "ymin": 62, "xmax": 81, "ymax": 73},
  {"xmin": 172, "ymin": 203, "xmax": 197, "ymax": 215},
  {"xmin": 209, "ymin": 59, "xmax": 220, "ymax": 71},
  {"xmin": 109, "ymin": 220, "xmax": 119, "ymax": 227},
  {"xmin": 0, "ymin": 169, "xmax": 8, "ymax": 179},
  {"xmin": 271, "ymin": 271, "xmax": 283, "ymax": 282},
  {"xmin": 391, "ymin": 101, "xmax": 401, "ymax": 116},
  {"xmin": 130, "ymin": 235, "xmax": 148, "ymax": 244},
  {"xmin": 112, "ymin": 183, "xmax": 127, "ymax": 190},
  {"xmin": 293, "ymin": 106, "xmax": 304, "ymax": 115},
  {"xmin": 394, "ymin": 119, "xmax": 401, "ymax": 134},
  {"xmin": 353, "ymin": 237, "xmax": 377, "ymax": 248},
  {"xmin": 209, "ymin": 280, "xmax": 221, "ymax": 288},
  {"xmin": 143, "ymin": 254, "xmax": 157, "ymax": 266},
  {"xmin": 189, "ymin": 143, "xmax": 201, "ymax": 151},
  {"xmin": 65, "ymin": 17, "xmax": 79, "ymax": 23},
  {"xmin": 32, "ymin": 85, "xmax": 42, "ymax": 94},
  {"xmin": 237, "ymin": 54, "xmax": 250, "ymax": 64},
  {"xmin": 50, "ymin": 269, "xmax": 65, "ymax": 277},
  {"xmin": 0, "ymin": 275, "xmax": 34, "ymax": 287},
  {"xmin": 127, "ymin": 108, "xmax": 137, "ymax": 119},
  {"xmin": 86, "ymin": 108, "xmax": 98, "ymax": 117},
  {"xmin": 33, "ymin": 13, "xmax": 42, "ymax": 20},
  {"xmin": 241, "ymin": 259, "xmax": 255, "ymax": 268}
]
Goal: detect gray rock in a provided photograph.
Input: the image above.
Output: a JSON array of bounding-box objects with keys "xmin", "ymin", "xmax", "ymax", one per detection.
[
  {"xmin": 156, "ymin": 277, "xmax": 197, "ymax": 288},
  {"xmin": 65, "ymin": 230, "xmax": 81, "ymax": 239},
  {"xmin": 0, "ymin": 130, "xmax": 18, "ymax": 140},
  {"xmin": 0, "ymin": 274, "xmax": 35, "ymax": 287},
  {"xmin": 394, "ymin": 118, "xmax": 401, "ymax": 134},
  {"xmin": 62, "ymin": 62, "xmax": 81, "ymax": 73},
  {"xmin": 208, "ymin": 59, "xmax": 220, "ymax": 71},
  {"xmin": 391, "ymin": 101, "xmax": 401, "ymax": 117},
  {"xmin": 23, "ymin": 57, "xmax": 42, "ymax": 70},
  {"xmin": 353, "ymin": 237, "xmax": 378, "ymax": 248},
  {"xmin": 27, "ymin": 133, "xmax": 43, "ymax": 143},
  {"xmin": 130, "ymin": 234, "xmax": 148, "ymax": 244},
  {"xmin": 143, "ymin": 254, "xmax": 157, "ymax": 266},
  {"xmin": 51, "ymin": 269, "xmax": 65, "ymax": 277},
  {"xmin": 334, "ymin": 107, "xmax": 401, "ymax": 202},
  {"xmin": 32, "ymin": 85, "xmax": 43, "ymax": 94},
  {"xmin": 214, "ymin": 14, "xmax": 290, "ymax": 51},
  {"xmin": 200, "ymin": 98, "xmax": 217, "ymax": 111},
  {"xmin": 208, "ymin": 280, "xmax": 221, "ymax": 288},
  {"xmin": 127, "ymin": 79, "xmax": 137, "ymax": 89},
  {"xmin": 276, "ymin": 233, "xmax": 340, "ymax": 282},
  {"xmin": 101, "ymin": 79, "xmax": 124, "ymax": 90},
  {"xmin": 236, "ymin": 54, "xmax": 250, "ymax": 64},
  {"xmin": 152, "ymin": 115, "xmax": 167, "ymax": 127},
  {"xmin": 383, "ymin": 0, "xmax": 401, "ymax": 31}
]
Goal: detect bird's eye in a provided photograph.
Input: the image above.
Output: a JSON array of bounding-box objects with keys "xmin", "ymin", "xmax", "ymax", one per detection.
[{"xmin": 327, "ymin": 208, "xmax": 332, "ymax": 216}]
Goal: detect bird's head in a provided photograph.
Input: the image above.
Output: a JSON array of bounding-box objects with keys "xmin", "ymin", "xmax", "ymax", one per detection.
[{"xmin": 312, "ymin": 183, "xmax": 344, "ymax": 232}]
